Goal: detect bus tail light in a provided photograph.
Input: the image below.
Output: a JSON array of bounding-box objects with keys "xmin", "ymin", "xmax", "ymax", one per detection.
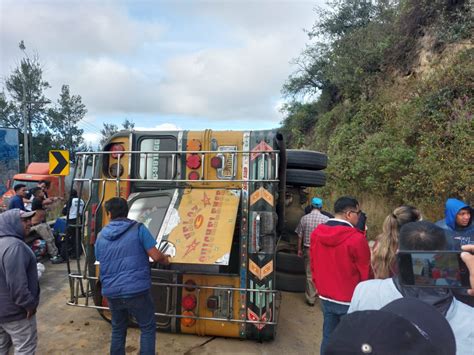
[
  {"xmin": 181, "ymin": 311, "xmax": 196, "ymax": 327},
  {"xmin": 188, "ymin": 171, "xmax": 200, "ymax": 180},
  {"xmin": 109, "ymin": 163, "xmax": 124, "ymax": 178},
  {"xmin": 207, "ymin": 296, "xmax": 219, "ymax": 310},
  {"xmin": 187, "ymin": 139, "xmax": 202, "ymax": 151},
  {"xmin": 182, "ymin": 294, "xmax": 197, "ymax": 311},
  {"xmin": 110, "ymin": 144, "xmax": 125, "ymax": 159},
  {"xmin": 184, "ymin": 280, "xmax": 197, "ymax": 292},
  {"xmin": 186, "ymin": 155, "xmax": 201, "ymax": 169},
  {"xmin": 210, "ymin": 156, "xmax": 222, "ymax": 169}
]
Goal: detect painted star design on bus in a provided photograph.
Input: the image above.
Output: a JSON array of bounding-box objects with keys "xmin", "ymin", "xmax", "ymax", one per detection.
[
  {"xmin": 201, "ymin": 192, "xmax": 211, "ymax": 207},
  {"xmin": 183, "ymin": 238, "xmax": 200, "ymax": 258}
]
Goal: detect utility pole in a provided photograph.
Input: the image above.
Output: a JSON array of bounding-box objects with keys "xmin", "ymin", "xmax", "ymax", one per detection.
[
  {"xmin": 18, "ymin": 41, "xmax": 49, "ymax": 170},
  {"xmin": 22, "ymin": 80, "xmax": 29, "ymax": 170},
  {"xmin": 19, "ymin": 41, "xmax": 29, "ymax": 170}
]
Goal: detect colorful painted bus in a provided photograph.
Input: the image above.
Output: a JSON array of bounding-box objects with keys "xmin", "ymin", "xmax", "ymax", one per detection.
[{"xmin": 66, "ymin": 129, "xmax": 326, "ymax": 340}]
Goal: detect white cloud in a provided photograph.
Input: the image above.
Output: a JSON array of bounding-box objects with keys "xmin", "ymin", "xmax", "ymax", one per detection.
[
  {"xmin": 72, "ymin": 57, "xmax": 158, "ymax": 113},
  {"xmin": 0, "ymin": 1, "xmax": 164, "ymax": 60},
  {"xmin": 135, "ymin": 123, "xmax": 182, "ymax": 131},
  {"xmin": 1, "ymin": 0, "xmax": 323, "ymax": 126},
  {"xmin": 83, "ymin": 132, "xmax": 101, "ymax": 145}
]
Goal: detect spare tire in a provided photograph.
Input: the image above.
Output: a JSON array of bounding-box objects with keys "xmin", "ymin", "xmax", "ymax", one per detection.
[
  {"xmin": 276, "ymin": 250, "xmax": 305, "ymax": 274},
  {"xmin": 286, "ymin": 169, "xmax": 326, "ymax": 187},
  {"xmin": 275, "ymin": 271, "xmax": 305, "ymax": 293},
  {"xmin": 287, "ymin": 150, "xmax": 327, "ymax": 170}
]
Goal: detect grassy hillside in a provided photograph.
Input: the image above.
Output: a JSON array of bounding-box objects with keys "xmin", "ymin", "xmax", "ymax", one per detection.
[{"xmin": 281, "ymin": 0, "xmax": 473, "ymax": 237}]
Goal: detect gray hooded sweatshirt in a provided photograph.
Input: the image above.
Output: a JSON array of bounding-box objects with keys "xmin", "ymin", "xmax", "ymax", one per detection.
[{"xmin": 0, "ymin": 209, "xmax": 39, "ymax": 322}]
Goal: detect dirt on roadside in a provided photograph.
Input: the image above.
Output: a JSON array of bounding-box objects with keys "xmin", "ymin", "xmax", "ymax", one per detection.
[{"xmin": 36, "ymin": 263, "xmax": 322, "ymax": 354}]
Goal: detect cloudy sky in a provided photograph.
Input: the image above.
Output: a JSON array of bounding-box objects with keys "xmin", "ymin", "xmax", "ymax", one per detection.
[{"xmin": 0, "ymin": 0, "xmax": 323, "ymax": 145}]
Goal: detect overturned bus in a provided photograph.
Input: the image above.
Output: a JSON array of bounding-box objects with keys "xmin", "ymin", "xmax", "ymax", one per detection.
[{"xmin": 66, "ymin": 129, "xmax": 326, "ymax": 340}]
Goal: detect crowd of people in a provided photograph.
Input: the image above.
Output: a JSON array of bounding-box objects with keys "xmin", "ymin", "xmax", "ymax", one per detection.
[
  {"xmin": 6, "ymin": 182, "xmax": 85, "ymax": 264},
  {"xmin": 302, "ymin": 195, "xmax": 474, "ymax": 354},
  {"xmin": 0, "ymin": 197, "xmax": 170, "ymax": 354},
  {"xmin": 1, "ymin": 188, "xmax": 474, "ymax": 354}
]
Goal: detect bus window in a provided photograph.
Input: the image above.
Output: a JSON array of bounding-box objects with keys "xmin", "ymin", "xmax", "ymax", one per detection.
[
  {"xmin": 138, "ymin": 138, "xmax": 177, "ymax": 180},
  {"xmin": 128, "ymin": 192, "xmax": 174, "ymax": 237}
]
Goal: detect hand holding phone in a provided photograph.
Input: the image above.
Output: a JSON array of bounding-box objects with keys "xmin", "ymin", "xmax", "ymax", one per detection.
[
  {"xmin": 461, "ymin": 245, "xmax": 474, "ymax": 295},
  {"xmin": 397, "ymin": 251, "xmax": 471, "ymax": 289}
]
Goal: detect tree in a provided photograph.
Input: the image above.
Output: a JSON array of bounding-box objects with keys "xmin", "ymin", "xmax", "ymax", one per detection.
[
  {"xmin": 283, "ymin": 1, "xmax": 398, "ymax": 102},
  {"xmin": 3, "ymin": 42, "xmax": 51, "ymax": 166},
  {"xmin": 0, "ymin": 92, "xmax": 21, "ymax": 129},
  {"xmin": 48, "ymin": 85, "xmax": 86, "ymax": 161},
  {"xmin": 99, "ymin": 119, "xmax": 135, "ymax": 148},
  {"xmin": 1, "ymin": 41, "xmax": 90, "ymax": 167},
  {"xmin": 122, "ymin": 118, "xmax": 135, "ymax": 130},
  {"xmin": 99, "ymin": 123, "xmax": 119, "ymax": 148}
]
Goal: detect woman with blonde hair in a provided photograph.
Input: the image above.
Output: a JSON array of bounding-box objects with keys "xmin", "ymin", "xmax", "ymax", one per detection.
[{"xmin": 372, "ymin": 205, "xmax": 422, "ymax": 279}]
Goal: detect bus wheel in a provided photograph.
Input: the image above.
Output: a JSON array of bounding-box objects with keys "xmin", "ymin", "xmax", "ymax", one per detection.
[
  {"xmin": 93, "ymin": 281, "xmax": 112, "ymax": 323},
  {"xmin": 286, "ymin": 150, "xmax": 327, "ymax": 170},
  {"xmin": 286, "ymin": 169, "xmax": 326, "ymax": 187},
  {"xmin": 275, "ymin": 271, "xmax": 305, "ymax": 293},
  {"xmin": 276, "ymin": 250, "xmax": 305, "ymax": 274}
]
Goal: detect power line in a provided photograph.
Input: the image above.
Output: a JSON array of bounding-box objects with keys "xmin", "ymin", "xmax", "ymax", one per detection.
[{"xmin": 78, "ymin": 120, "xmax": 102, "ymax": 132}]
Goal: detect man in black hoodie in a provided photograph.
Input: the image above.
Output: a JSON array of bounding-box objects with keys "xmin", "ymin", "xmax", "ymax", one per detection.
[{"xmin": 0, "ymin": 209, "xmax": 39, "ymax": 354}]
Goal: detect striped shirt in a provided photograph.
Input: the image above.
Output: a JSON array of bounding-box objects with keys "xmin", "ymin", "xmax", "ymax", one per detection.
[{"xmin": 295, "ymin": 209, "xmax": 330, "ymax": 247}]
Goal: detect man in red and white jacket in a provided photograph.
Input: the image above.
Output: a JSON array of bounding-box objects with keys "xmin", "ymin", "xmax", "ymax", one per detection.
[{"xmin": 310, "ymin": 196, "xmax": 371, "ymax": 354}]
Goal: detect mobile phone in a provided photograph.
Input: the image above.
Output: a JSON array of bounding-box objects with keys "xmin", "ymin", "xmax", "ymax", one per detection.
[{"xmin": 397, "ymin": 251, "xmax": 470, "ymax": 289}]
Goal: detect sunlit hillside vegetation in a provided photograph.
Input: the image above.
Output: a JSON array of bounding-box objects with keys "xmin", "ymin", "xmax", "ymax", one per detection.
[{"xmin": 281, "ymin": 0, "xmax": 473, "ymax": 235}]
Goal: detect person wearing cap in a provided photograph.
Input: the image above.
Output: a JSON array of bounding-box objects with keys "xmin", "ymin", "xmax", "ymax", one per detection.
[
  {"xmin": 295, "ymin": 197, "xmax": 330, "ymax": 306},
  {"xmin": 0, "ymin": 209, "xmax": 40, "ymax": 354},
  {"xmin": 348, "ymin": 221, "xmax": 474, "ymax": 355},
  {"xmin": 8, "ymin": 184, "xmax": 28, "ymax": 211},
  {"xmin": 304, "ymin": 203, "xmax": 334, "ymax": 219},
  {"xmin": 436, "ymin": 198, "xmax": 474, "ymax": 250},
  {"xmin": 310, "ymin": 196, "xmax": 371, "ymax": 354},
  {"xmin": 326, "ymin": 298, "xmax": 456, "ymax": 355}
]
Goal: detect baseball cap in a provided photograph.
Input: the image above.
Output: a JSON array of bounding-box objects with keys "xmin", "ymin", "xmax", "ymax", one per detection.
[
  {"xmin": 311, "ymin": 197, "xmax": 323, "ymax": 208},
  {"xmin": 325, "ymin": 298, "xmax": 456, "ymax": 355},
  {"xmin": 19, "ymin": 210, "xmax": 36, "ymax": 219}
]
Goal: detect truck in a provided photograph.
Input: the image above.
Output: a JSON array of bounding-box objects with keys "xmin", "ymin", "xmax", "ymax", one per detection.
[
  {"xmin": 66, "ymin": 129, "xmax": 327, "ymax": 341},
  {"xmin": 0, "ymin": 162, "xmax": 67, "ymax": 211}
]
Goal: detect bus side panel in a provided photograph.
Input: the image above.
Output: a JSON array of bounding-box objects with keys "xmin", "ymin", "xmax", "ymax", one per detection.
[
  {"xmin": 246, "ymin": 130, "xmax": 278, "ymax": 340},
  {"xmin": 180, "ymin": 274, "xmax": 241, "ymax": 338}
]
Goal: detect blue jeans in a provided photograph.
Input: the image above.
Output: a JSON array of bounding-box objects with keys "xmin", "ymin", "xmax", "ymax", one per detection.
[
  {"xmin": 320, "ymin": 299, "xmax": 349, "ymax": 354},
  {"xmin": 108, "ymin": 291, "xmax": 156, "ymax": 355}
]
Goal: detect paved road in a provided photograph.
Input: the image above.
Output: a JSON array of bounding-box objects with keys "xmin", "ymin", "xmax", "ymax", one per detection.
[{"xmin": 36, "ymin": 262, "xmax": 323, "ymax": 354}]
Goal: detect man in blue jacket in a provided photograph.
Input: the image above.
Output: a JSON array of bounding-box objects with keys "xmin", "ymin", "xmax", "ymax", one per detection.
[
  {"xmin": 95, "ymin": 197, "xmax": 170, "ymax": 355},
  {"xmin": 436, "ymin": 198, "xmax": 474, "ymax": 306},
  {"xmin": 8, "ymin": 184, "xmax": 27, "ymax": 211},
  {"xmin": 436, "ymin": 198, "xmax": 473, "ymax": 249},
  {"xmin": 0, "ymin": 209, "xmax": 39, "ymax": 354}
]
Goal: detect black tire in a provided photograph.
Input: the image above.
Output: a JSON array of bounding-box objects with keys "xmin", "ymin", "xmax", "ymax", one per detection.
[
  {"xmin": 93, "ymin": 281, "xmax": 112, "ymax": 323},
  {"xmin": 287, "ymin": 150, "xmax": 327, "ymax": 170},
  {"xmin": 275, "ymin": 271, "xmax": 305, "ymax": 293},
  {"xmin": 276, "ymin": 250, "xmax": 305, "ymax": 274},
  {"xmin": 286, "ymin": 169, "xmax": 326, "ymax": 187}
]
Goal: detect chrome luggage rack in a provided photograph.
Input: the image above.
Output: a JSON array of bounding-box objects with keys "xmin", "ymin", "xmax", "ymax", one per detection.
[
  {"xmin": 65, "ymin": 149, "xmax": 281, "ymax": 327},
  {"xmin": 67, "ymin": 273, "xmax": 279, "ymax": 326}
]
